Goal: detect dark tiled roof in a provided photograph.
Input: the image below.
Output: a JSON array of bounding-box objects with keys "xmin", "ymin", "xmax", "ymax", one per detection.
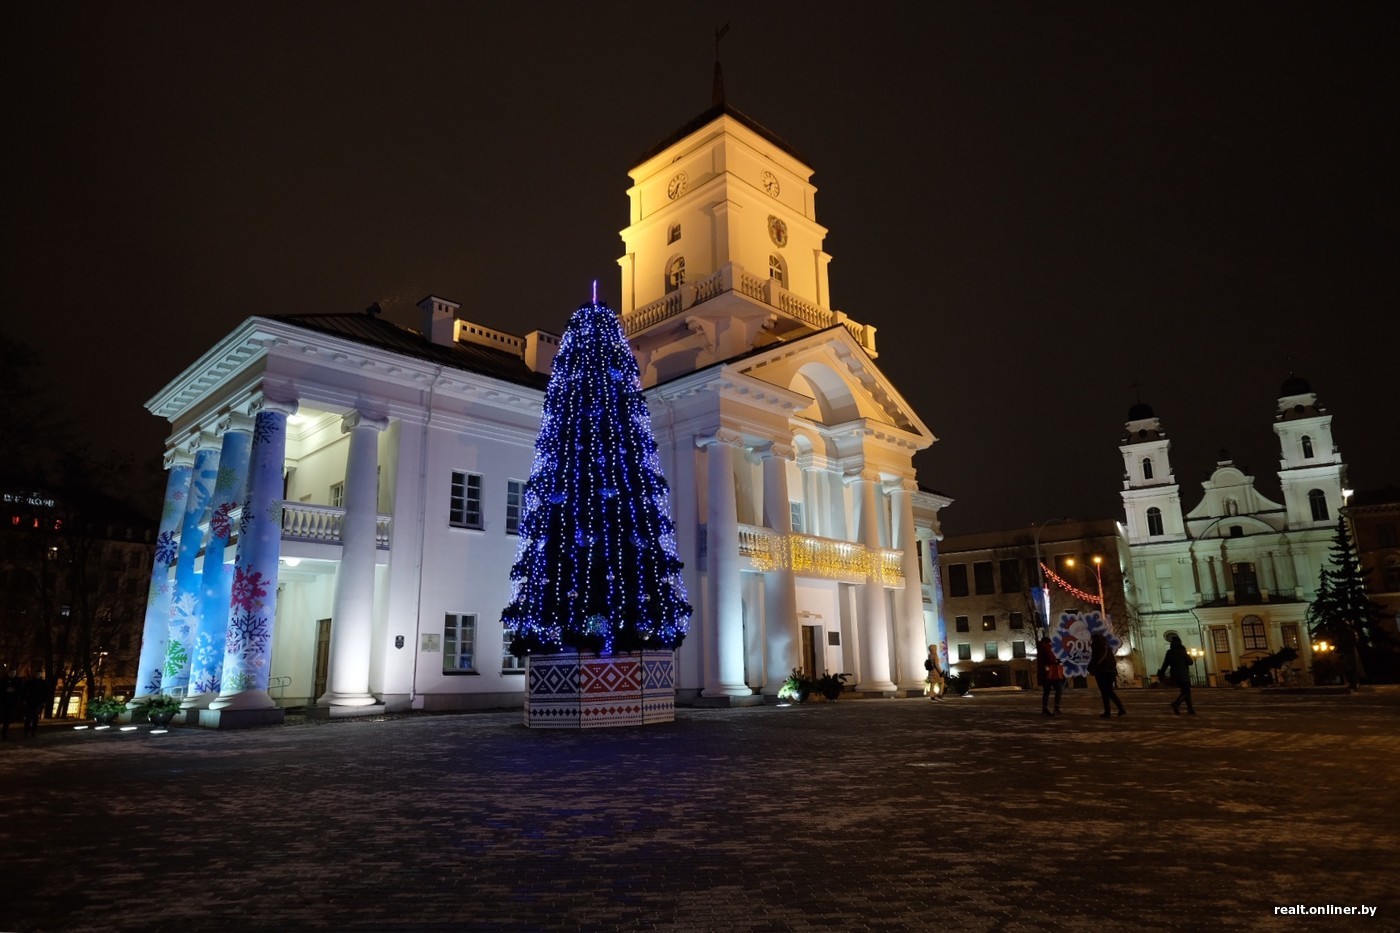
[
  {"xmin": 634, "ymin": 102, "xmax": 808, "ymax": 167},
  {"xmin": 270, "ymin": 312, "xmax": 551, "ymax": 392}
]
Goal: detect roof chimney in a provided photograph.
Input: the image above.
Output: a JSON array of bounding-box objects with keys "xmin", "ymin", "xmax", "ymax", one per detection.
[{"xmin": 416, "ymin": 295, "xmax": 460, "ymax": 347}]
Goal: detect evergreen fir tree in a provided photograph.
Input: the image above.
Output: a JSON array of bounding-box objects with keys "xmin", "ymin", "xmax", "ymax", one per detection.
[
  {"xmin": 1305, "ymin": 515, "xmax": 1390, "ymax": 685},
  {"xmin": 502, "ymin": 298, "xmax": 691, "ymax": 656}
]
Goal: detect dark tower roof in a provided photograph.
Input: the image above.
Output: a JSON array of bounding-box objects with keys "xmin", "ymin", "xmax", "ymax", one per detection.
[
  {"xmin": 1127, "ymin": 402, "xmax": 1155, "ymax": 421},
  {"xmin": 1280, "ymin": 373, "xmax": 1312, "ymax": 397},
  {"xmin": 634, "ymin": 102, "xmax": 808, "ymax": 168}
]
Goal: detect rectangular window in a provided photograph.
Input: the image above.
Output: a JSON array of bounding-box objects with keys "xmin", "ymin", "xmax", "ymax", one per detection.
[
  {"xmin": 1378, "ymin": 524, "xmax": 1397, "ymax": 548},
  {"xmin": 1012, "ymin": 640, "xmax": 1027, "ymax": 659},
  {"xmin": 973, "ymin": 561, "xmax": 995, "ymax": 595},
  {"xmin": 330, "ymin": 481, "xmax": 345, "ymax": 508},
  {"xmin": 956, "ymin": 643, "xmax": 971, "ymax": 661},
  {"xmin": 443, "ymin": 612, "xmax": 477, "ymax": 672},
  {"xmin": 999, "ymin": 559, "xmax": 1022, "ymax": 593},
  {"xmin": 981, "ymin": 614, "xmax": 996, "ymax": 632},
  {"xmin": 1231, "ymin": 562, "xmax": 1260, "ymax": 600},
  {"xmin": 506, "ymin": 480, "xmax": 525, "ymax": 535},
  {"xmin": 1159, "ymin": 582, "xmax": 1176, "ymax": 605},
  {"xmin": 501, "ymin": 628, "xmax": 525, "ymax": 672},
  {"xmin": 1384, "ymin": 566, "xmax": 1400, "ymax": 592},
  {"xmin": 947, "ymin": 564, "xmax": 969, "ymax": 598},
  {"xmin": 668, "ymin": 223, "xmax": 681, "ymax": 244},
  {"xmin": 789, "ymin": 501, "xmax": 804, "ymax": 534},
  {"xmin": 450, "ymin": 471, "xmax": 483, "ymax": 529},
  {"xmin": 954, "ymin": 616, "xmax": 969, "ymax": 633},
  {"xmin": 985, "ymin": 642, "xmax": 999, "ymax": 661},
  {"xmin": 916, "ymin": 540, "xmax": 926, "ymax": 583},
  {"xmin": 1211, "ymin": 627, "xmax": 1230, "ymax": 653},
  {"xmin": 1009, "ymin": 612, "xmax": 1024, "ymax": 630},
  {"xmin": 1280, "ymin": 623, "xmax": 1300, "ymax": 651}
]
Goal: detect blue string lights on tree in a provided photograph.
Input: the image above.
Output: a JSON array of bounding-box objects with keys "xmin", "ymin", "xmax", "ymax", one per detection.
[{"xmin": 502, "ymin": 294, "xmax": 691, "ymax": 656}]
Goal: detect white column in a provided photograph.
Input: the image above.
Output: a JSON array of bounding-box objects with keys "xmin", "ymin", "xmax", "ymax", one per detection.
[
  {"xmin": 700, "ymin": 431, "xmax": 749, "ymax": 698},
  {"xmin": 826, "ymin": 469, "xmax": 849, "ymax": 541},
  {"xmin": 319, "ymin": 411, "xmax": 389, "ymax": 708},
  {"xmin": 853, "ymin": 470, "xmax": 896, "ymax": 693},
  {"xmin": 799, "ymin": 457, "xmax": 820, "ymax": 537},
  {"xmin": 759, "ymin": 443, "xmax": 800, "ymax": 694},
  {"xmin": 889, "ymin": 479, "xmax": 926, "ymax": 690},
  {"xmin": 164, "ymin": 436, "xmax": 222, "ymax": 697}
]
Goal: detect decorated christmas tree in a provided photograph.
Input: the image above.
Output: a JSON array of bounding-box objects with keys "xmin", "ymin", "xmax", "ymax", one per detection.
[{"xmin": 503, "ymin": 296, "xmax": 691, "ymax": 657}]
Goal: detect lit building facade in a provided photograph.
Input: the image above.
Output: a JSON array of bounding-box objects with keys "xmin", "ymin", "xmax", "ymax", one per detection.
[
  {"xmin": 134, "ymin": 104, "xmax": 950, "ymax": 722},
  {"xmin": 1119, "ymin": 376, "xmax": 1345, "ymax": 685}
]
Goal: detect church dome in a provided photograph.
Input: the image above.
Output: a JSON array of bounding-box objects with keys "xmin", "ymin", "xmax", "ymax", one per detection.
[
  {"xmin": 1280, "ymin": 373, "xmax": 1312, "ymax": 397},
  {"xmin": 1127, "ymin": 401, "xmax": 1155, "ymax": 421}
]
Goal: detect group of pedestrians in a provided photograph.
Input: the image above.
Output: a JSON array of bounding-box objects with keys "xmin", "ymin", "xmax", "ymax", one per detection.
[
  {"xmin": 0, "ymin": 670, "xmax": 49, "ymax": 740},
  {"xmin": 1031, "ymin": 633, "xmax": 1197, "ymax": 718}
]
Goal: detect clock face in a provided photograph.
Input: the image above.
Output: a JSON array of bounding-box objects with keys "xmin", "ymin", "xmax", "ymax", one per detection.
[
  {"xmin": 761, "ymin": 170, "xmax": 780, "ymax": 196},
  {"xmin": 768, "ymin": 215, "xmax": 788, "ymax": 247},
  {"xmin": 667, "ymin": 172, "xmax": 688, "ymax": 200}
]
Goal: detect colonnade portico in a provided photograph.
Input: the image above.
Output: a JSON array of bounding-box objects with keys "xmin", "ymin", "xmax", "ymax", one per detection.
[
  {"xmin": 132, "ymin": 388, "xmax": 393, "ymax": 727},
  {"xmin": 696, "ymin": 426, "xmax": 925, "ymax": 702}
]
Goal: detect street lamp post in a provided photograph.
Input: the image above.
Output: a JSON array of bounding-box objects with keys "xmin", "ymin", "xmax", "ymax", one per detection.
[
  {"xmin": 1187, "ymin": 647, "xmax": 1205, "ymax": 686},
  {"xmin": 1066, "ymin": 555, "xmax": 1107, "ymax": 616},
  {"xmin": 1032, "ymin": 518, "xmax": 1069, "ymax": 638}
]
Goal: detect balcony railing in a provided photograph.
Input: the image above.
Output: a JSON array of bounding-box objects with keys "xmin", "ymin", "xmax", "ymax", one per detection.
[
  {"xmin": 620, "ymin": 263, "xmax": 878, "ymax": 356},
  {"xmin": 737, "ymin": 524, "xmax": 903, "ymax": 587},
  {"xmin": 279, "ymin": 503, "xmax": 391, "ymax": 549}
]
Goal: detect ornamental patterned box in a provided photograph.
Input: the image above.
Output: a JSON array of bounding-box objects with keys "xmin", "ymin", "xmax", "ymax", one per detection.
[{"xmin": 524, "ymin": 651, "xmax": 675, "ymax": 729}]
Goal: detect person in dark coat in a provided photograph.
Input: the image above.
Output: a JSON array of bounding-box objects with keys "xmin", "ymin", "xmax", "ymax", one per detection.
[
  {"xmin": 1035, "ymin": 636, "xmax": 1065, "ymax": 716},
  {"xmin": 1157, "ymin": 634, "xmax": 1196, "ymax": 714},
  {"xmin": 1089, "ymin": 632, "xmax": 1126, "ymax": 718},
  {"xmin": 22, "ymin": 673, "xmax": 48, "ymax": 737},
  {"xmin": 0, "ymin": 669, "xmax": 18, "ymax": 740}
]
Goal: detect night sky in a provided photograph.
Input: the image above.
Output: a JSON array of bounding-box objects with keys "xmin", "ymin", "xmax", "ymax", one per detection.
[{"xmin": 9, "ymin": 2, "xmax": 1398, "ymax": 534}]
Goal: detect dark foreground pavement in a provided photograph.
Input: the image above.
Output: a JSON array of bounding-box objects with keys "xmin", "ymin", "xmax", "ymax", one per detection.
[{"xmin": 2, "ymin": 687, "xmax": 1397, "ymax": 932}]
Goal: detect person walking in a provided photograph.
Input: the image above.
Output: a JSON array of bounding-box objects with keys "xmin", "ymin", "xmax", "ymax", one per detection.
[
  {"xmin": 1090, "ymin": 632, "xmax": 1126, "ymax": 718},
  {"xmin": 0, "ymin": 669, "xmax": 18, "ymax": 740},
  {"xmin": 925, "ymin": 645, "xmax": 944, "ymax": 701},
  {"xmin": 22, "ymin": 672, "xmax": 48, "ymax": 738},
  {"xmin": 1157, "ymin": 634, "xmax": 1196, "ymax": 715},
  {"xmin": 1036, "ymin": 636, "xmax": 1066, "ymax": 716}
]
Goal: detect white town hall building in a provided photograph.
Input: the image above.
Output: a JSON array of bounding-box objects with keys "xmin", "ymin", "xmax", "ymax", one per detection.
[{"xmin": 136, "ymin": 103, "xmax": 952, "ymax": 724}]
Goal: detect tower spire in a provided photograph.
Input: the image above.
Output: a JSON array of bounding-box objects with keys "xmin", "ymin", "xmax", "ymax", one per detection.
[{"xmin": 712, "ymin": 23, "xmax": 729, "ymax": 106}]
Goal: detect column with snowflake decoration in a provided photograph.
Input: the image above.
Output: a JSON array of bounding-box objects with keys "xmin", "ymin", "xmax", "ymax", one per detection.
[
  {"xmin": 184, "ymin": 415, "xmax": 253, "ymax": 710},
  {"xmin": 133, "ymin": 451, "xmax": 196, "ymax": 700},
  {"xmin": 163, "ymin": 441, "xmax": 222, "ymax": 697},
  {"xmin": 208, "ymin": 398, "xmax": 295, "ymax": 724},
  {"xmin": 502, "ymin": 296, "xmax": 691, "ymax": 728}
]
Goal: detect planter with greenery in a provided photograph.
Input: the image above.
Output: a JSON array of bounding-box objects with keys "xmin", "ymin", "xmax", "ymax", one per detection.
[
  {"xmin": 139, "ymin": 694, "xmax": 184, "ymax": 726},
  {"xmin": 778, "ymin": 669, "xmax": 813, "ymax": 704},
  {"xmin": 88, "ymin": 695, "xmax": 127, "ymax": 725},
  {"xmin": 814, "ymin": 671, "xmax": 849, "ymax": 701}
]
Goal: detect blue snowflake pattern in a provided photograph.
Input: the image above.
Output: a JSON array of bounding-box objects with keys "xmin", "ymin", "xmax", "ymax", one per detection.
[
  {"xmin": 253, "ymin": 411, "xmax": 278, "ymax": 445},
  {"xmin": 155, "ymin": 531, "xmax": 178, "ymax": 566},
  {"xmin": 140, "ymin": 667, "xmax": 164, "ymax": 695},
  {"xmin": 190, "ymin": 669, "xmax": 220, "ymax": 695},
  {"xmin": 225, "ymin": 608, "xmax": 271, "ymax": 659}
]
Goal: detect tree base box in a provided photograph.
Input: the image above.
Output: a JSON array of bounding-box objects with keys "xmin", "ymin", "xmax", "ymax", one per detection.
[{"xmin": 524, "ymin": 651, "xmax": 675, "ymax": 729}]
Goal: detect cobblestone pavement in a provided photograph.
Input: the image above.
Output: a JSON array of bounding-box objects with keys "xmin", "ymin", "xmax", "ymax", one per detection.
[{"xmin": 2, "ymin": 687, "xmax": 1397, "ymax": 932}]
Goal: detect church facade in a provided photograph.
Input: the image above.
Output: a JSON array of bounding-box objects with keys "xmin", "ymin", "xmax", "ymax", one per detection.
[
  {"xmin": 1120, "ymin": 376, "xmax": 1346, "ymax": 684},
  {"xmin": 135, "ymin": 104, "xmax": 951, "ymax": 723}
]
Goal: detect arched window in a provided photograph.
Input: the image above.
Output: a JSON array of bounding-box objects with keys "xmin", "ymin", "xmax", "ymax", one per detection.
[
  {"xmin": 1301, "ymin": 435, "xmax": 1314, "ymax": 458},
  {"xmin": 1142, "ymin": 457, "xmax": 1154, "ymax": 480},
  {"xmin": 1147, "ymin": 507, "xmax": 1164, "ymax": 537},
  {"xmin": 665, "ymin": 256, "xmax": 685, "ymax": 294},
  {"xmin": 1309, "ymin": 489, "xmax": 1329, "ymax": 521},
  {"xmin": 769, "ymin": 254, "xmax": 787, "ymax": 288}
]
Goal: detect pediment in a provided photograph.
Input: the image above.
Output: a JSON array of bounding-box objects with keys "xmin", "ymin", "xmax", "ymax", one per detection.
[{"xmin": 728, "ymin": 326, "xmax": 933, "ymax": 446}]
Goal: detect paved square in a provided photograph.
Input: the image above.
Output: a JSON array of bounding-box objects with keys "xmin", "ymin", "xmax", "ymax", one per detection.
[{"xmin": 3, "ymin": 687, "xmax": 1397, "ymax": 931}]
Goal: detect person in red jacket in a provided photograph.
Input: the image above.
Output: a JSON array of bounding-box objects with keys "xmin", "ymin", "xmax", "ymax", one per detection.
[{"xmin": 1035, "ymin": 636, "xmax": 1066, "ymax": 716}]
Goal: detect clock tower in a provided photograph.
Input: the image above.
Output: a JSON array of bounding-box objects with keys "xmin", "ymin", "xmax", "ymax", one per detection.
[{"xmin": 617, "ymin": 103, "xmax": 877, "ymax": 386}]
